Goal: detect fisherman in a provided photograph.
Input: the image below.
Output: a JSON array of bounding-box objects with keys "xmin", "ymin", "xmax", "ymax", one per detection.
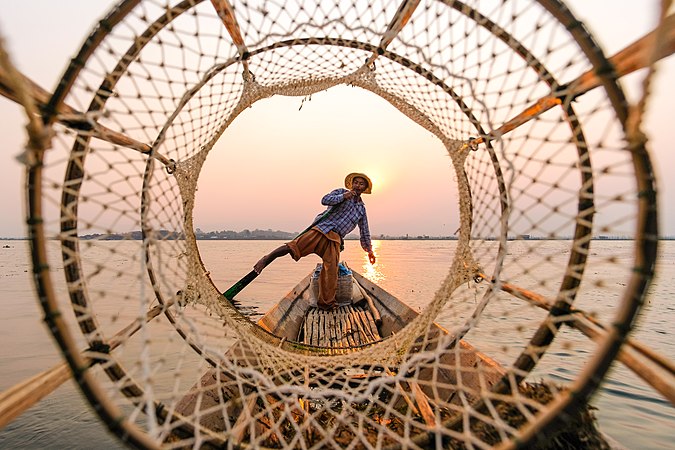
[{"xmin": 253, "ymin": 173, "xmax": 376, "ymax": 311}]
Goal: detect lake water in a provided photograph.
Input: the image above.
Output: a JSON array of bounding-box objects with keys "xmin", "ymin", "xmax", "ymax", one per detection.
[{"xmin": 0, "ymin": 239, "xmax": 673, "ymax": 449}]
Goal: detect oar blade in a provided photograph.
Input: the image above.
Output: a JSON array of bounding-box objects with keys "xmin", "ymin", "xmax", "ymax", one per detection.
[{"xmin": 223, "ymin": 269, "xmax": 259, "ymax": 303}]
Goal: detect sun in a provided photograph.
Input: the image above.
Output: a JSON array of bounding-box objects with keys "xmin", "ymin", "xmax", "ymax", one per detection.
[{"xmin": 362, "ymin": 169, "xmax": 387, "ymax": 195}]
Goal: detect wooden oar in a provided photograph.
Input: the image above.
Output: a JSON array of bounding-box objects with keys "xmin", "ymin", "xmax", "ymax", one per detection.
[
  {"xmin": 222, "ymin": 269, "xmax": 259, "ymax": 303},
  {"xmin": 222, "ymin": 208, "xmax": 337, "ymax": 304}
]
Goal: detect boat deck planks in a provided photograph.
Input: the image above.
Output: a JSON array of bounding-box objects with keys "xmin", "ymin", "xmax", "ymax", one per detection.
[{"xmin": 301, "ymin": 304, "xmax": 381, "ymax": 347}]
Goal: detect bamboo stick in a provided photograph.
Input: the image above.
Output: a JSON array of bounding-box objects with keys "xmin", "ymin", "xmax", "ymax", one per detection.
[
  {"xmin": 325, "ymin": 311, "xmax": 333, "ymax": 347},
  {"xmin": 310, "ymin": 310, "xmax": 318, "ymax": 346},
  {"xmin": 314, "ymin": 310, "xmax": 321, "ymax": 346},
  {"xmin": 231, "ymin": 393, "xmax": 259, "ymax": 442},
  {"xmin": 330, "ymin": 313, "xmax": 338, "ymax": 348},
  {"xmin": 385, "ymin": 369, "xmax": 419, "ymax": 416},
  {"xmin": 325, "ymin": 310, "xmax": 331, "ymax": 347},
  {"xmin": 356, "ymin": 310, "xmax": 377, "ymax": 342},
  {"xmin": 331, "ymin": 312, "xmax": 339, "ymax": 347},
  {"xmin": 576, "ymin": 315, "xmax": 675, "ymax": 405},
  {"xmin": 365, "ymin": 0, "xmax": 421, "ymax": 67},
  {"xmin": 0, "ymin": 41, "xmax": 46, "ymax": 157},
  {"xmin": 300, "ymin": 315, "xmax": 307, "ymax": 343},
  {"xmin": 356, "ymin": 282, "xmax": 382, "ymax": 326},
  {"xmin": 361, "ymin": 308, "xmax": 380, "ymax": 341},
  {"xmin": 326, "ymin": 312, "xmax": 334, "ymax": 347},
  {"xmin": 209, "ymin": 0, "xmax": 251, "ymax": 75},
  {"xmin": 340, "ymin": 308, "xmax": 351, "ymax": 347},
  {"xmin": 311, "ymin": 310, "xmax": 319, "ymax": 346},
  {"xmin": 336, "ymin": 310, "xmax": 346, "ymax": 347},
  {"xmin": 318, "ymin": 311, "xmax": 326, "ymax": 347},
  {"xmin": 478, "ymin": 272, "xmax": 675, "ymax": 404},
  {"xmin": 0, "ymin": 65, "xmax": 174, "ymax": 168},
  {"xmin": 365, "ymin": 311, "xmax": 380, "ymax": 341},
  {"xmin": 343, "ymin": 309, "xmax": 356, "ymax": 347},
  {"xmin": 468, "ymin": 13, "xmax": 675, "ymax": 148},
  {"xmin": 353, "ymin": 310, "xmax": 370, "ymax": 342},
  {"xmin": 348, "ymin": 313, "xmax": 363, "ymax": 346},
  {"xmin": 0, "ymin": 363, "xmax": 71, "ymax": 429},
  {"xmin": 337, "ymin": 311, "xmax": 345, "ymax": 347},
  {"xmin": 573, "ymin": 12, "xmax": 675, "ymax": 95},
  {"xmin": 410, "ymin": 382, "xmax": 436, "ymax": 427},
  {"xmin": 341, "ymin": 311, "xmax": 351, "ymax": 348},
  {"xmin": 0, "ymin": 301, "xmax": 174, "ymax": 429}
]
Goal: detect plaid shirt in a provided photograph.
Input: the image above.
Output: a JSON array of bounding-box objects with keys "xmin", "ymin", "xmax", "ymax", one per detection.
[{"xmin": 314, "ymin": 188, "xmax": 372, "ymax": 252}]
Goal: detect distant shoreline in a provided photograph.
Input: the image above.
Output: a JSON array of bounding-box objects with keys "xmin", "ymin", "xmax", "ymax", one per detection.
[{"xmin": 2, "ymin": 236, "xmax": 674, "ymax": 241}]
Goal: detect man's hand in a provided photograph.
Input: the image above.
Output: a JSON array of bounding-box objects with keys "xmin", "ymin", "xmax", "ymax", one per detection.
[
  {"xmin": 368, "ymin": 251, "xmax": 376, "ymax": 264},
  {"xmin": 343, "ymin": 190, "xmax": 358, "ymax": 200}
]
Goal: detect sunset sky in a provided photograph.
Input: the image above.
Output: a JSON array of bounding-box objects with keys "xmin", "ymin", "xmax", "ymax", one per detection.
[{"xmin": 1, "ymin": 1, "xmax": 673, "ymax": 238}]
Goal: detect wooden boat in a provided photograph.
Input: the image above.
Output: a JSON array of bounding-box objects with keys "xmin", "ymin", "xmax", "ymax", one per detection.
[
  {"xmin": 175, "ymin": 266, "xmax": 508, "ymax": 433},
  {"xmin": 173, "ymin": 267, "xmax": 613, "ymax": 447},
  {"xmin": 258, "ymin": 267, "xmax": 505, "ymax": 377}
]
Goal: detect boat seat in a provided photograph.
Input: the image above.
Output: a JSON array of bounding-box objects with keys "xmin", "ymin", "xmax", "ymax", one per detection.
[{"xmin": 300, "ymin": 304, "xmax": 381, "ymax": 348}]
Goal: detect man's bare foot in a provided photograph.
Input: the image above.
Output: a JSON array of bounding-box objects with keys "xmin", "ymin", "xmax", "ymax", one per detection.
[{"xmin": 253, "ymin": 254, "xmax": 271, "ymax": 274}]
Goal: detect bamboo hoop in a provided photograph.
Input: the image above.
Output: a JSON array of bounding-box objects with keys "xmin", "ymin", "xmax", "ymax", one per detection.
[{"xmin": 0, "ymin": 1, "xmax": 671, "ymax": 448}]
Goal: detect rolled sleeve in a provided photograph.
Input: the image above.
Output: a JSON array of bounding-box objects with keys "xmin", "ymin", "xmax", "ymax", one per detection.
[
  {"xmin": 321, "ymin": 188, "xmax": 346, "ymax": 206},
  {"xmin": 359, "ymin": 214, "xmax": 372, "ymax": 252}
]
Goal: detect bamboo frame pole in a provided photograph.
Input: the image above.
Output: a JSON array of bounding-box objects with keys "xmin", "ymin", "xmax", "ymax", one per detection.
[
  {"xmin": 469, "ymin": 13, "xmax": 675, "ymax": 147},
  {"xmin": 0, "ymin": 65, "xmax": 174, "ymax": 169},
  {"xmin": 0, "ymin": 301, "xmax": 174, "ymax": 430},
  {"xmin": 410, "ymin": 382, "xmax": 436, "ymax": 427},
  {"xmin": 476, "ymin": 273, "xmax": 675, "ymax": 405},
  {"xmin": 0, "ymin": 363, "xmax": 71, "ymax": 429},
  {"xmin": 364, "ymin": 0, "xmax": 421, "ymax": 67},
  {"xmin": 355, "ymin": 282, "xmax": 382, "ymax": 326},
  {"xmin": 209, "ymin": 0, "xmax": 251, "ymax": 75}
]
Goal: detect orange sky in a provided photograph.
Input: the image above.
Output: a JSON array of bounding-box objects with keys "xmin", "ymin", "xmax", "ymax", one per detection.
[
  {"xmin": 192, "ymin": 87, "xmax": 457, "ymax": 236},
  {"xmin": 0, "ymin": 1, "xmax": 673, "ymax": 238}
]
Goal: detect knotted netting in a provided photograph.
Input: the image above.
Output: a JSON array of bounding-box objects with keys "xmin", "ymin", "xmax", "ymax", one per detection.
[{"xmin": 3, "ymin": 0, "xmax": 673, "ymax": 448}]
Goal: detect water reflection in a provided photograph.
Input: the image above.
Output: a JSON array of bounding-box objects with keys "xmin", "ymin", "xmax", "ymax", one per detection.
[{"xmin": 361, "ymin": 240, "xmax": 385, "ymax": 283}]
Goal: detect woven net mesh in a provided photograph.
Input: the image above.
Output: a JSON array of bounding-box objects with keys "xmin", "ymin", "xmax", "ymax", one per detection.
[{"xmin": 4, "ymin": 0, "xmax": 668, "ymax": 448}]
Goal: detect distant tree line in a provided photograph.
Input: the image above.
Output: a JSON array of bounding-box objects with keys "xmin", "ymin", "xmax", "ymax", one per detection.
[
  {"xmin": 194, "ymin": 228, "xmax": 296, "ymax": 240},
  {"xmin": 76, "ymin": 228, "xmax": 461, "ymax": 240},
  {"xmin": 10, "ymin": 228, "xmax": 671, "ymax": 241}
]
